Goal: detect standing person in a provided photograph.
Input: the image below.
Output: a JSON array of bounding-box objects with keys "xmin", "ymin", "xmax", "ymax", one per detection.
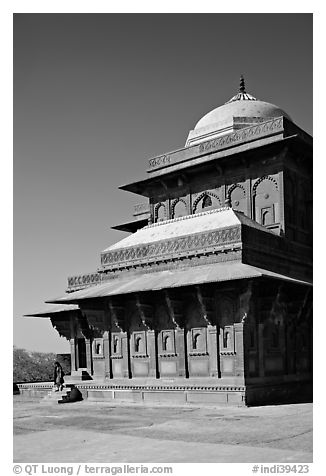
[{"xmin": 53, "ymin": 361, "xmax": 64, "ymax": 392}]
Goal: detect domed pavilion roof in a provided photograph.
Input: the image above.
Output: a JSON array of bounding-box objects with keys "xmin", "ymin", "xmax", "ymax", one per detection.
[{"xmin": 185, "ymin": 76, "xmax": 291, "ymax": 147}]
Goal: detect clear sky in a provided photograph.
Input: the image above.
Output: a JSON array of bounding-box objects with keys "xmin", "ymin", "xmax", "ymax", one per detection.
[{"xmin": 13, "ymin": 13, "xmax": 312, "ymax": 353}]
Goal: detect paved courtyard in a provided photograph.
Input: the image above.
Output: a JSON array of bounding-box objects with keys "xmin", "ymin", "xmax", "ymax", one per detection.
[{"xmin": 13, "ymin": 395, "xmax": 312, "ymax": 463}]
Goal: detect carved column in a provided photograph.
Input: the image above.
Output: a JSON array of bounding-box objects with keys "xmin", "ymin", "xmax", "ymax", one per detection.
[
  {"xmin": 69, "ymin": 314, "xmax": 78, "ymax": 372},
  {"xmin": 196, "ymin": 286, "xmax": 219, "ymax": 378},
  {"xmin": 239, "ymin": 280, "xmax": 254, "ymax": 379},
  {"xmin": 135, "ymin": 294, "xmax": 156, "ymax": 378},
  {"xmin": 108, "ymin": 299, "xmax": 130, "ymax": 379},
  {"xmin": 234, "ymin": 323, "xmax": 244, "ymax": 380},
  {"xmin": 103, "ymin": 331, "xmax": 111, "ymax": 379},
  {"xmin": 85, "ymin": 339, "xmax": 93, "ymax": 375},
  {"xmin": 258, "ymin": 323, "xmax": 265, "ymax": 378}
]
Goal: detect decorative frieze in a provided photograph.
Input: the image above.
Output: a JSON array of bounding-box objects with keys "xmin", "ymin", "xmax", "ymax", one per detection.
[
  {"xmin": 67, "ymin": 272, "xmax": 102, "ymax": 290},
  {"xmin": 198, "ymin": 118, "xmax": 283, "ymax": 154},
  {"xmin": 148, "ymin": 117, "xmax": 284, "ymax": 171},
  {"xmin": 101, "ymin": 225, "xmax": 241, "ymax": 268}
]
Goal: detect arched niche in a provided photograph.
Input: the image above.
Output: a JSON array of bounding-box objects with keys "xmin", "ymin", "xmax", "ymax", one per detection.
[
  {"xmin": 229, "ymin": 185, "xmax": 246, "ymax": 214},
  {"xmin": 185, "ymin": 301, "xmax": 208, "ymax": 354},
  {"xmin": 155, "ymin": 203, "xmax": 166, "ymax": 222},
  {"xmin": 193, "ymin": 192, "xmax": 221, "ymax": 214},
  {"xmin": 155, "ymin": 304, "xmax": 177, "ymax": 355},
  {"xmin": 171, "ymin": 199, "xmax": 188, "ymax": 219},
  {"xmin": 253, "ymin": 176, "xmax": 279, "ymax": 226}
]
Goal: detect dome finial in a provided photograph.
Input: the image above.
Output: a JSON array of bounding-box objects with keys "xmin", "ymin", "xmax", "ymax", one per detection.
[{"xmin": 239, "ymin": 75, "xmax": 246, "ymax": 93}]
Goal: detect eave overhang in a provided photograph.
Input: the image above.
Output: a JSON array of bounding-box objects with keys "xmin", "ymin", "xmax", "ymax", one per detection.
[
  {"xmin": 111, "ymin": 217, "xmax": 148, "ymax": 233},
  {"xmin": 24, "ymin": 304, "xmax": 80, "ymax": 318},
  {"xmin": 47, "ymin": 261, "xmax": 311, "ymax": 306}
]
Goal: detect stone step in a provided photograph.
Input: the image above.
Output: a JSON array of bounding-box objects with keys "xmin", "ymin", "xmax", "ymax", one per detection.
[
  {"xmin": 41, "ymin": 384, "xmax": 83, "ymax": 404},
  {"xmin": 41, "ymin": 387, "xmax": 72, "ymax": 404}
]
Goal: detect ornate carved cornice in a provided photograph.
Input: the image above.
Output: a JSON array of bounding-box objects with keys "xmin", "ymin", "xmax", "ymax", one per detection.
[{"xmin": 101, "ymin": 225, "xmax": 241, "ymax": 269}]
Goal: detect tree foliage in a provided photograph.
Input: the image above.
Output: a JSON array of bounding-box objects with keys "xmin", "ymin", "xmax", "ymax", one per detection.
[{"xmin": 13, "ymin": 346, "xmax": 70, "ymax": 383}]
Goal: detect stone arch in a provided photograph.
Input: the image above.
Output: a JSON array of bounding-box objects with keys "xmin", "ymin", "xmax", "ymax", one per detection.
[
  {"xmin": 252, "ymin": 175, "xmax": 279, "ymax": 195},
  {"xmin": 253, "ymin": 176, "xmax": 279, "ymax": 226},
  {"xmin": 154, "ymin": 203, "xmax": 166, "ymax": 222},
  {"xmin": 227, "ymin": 184, "xmax": 246, "ymax": 214},
  {"xmin": 162, "ymin": 334, "xmax": 173, "ymax": 352},
  {"xmin": 171, "ymin": 198, "xmax": 188, "ymax": 219},
  {"xmin": 113, "ymin": 335, "xmax": 119, "ymax": 354},
  {"xmin": 192, "ymin": 191, "xmax": 221, "ymax": 213},
  {"xmin": 192, "ymin": 332, "xmax": 203, "ymax": 350}
]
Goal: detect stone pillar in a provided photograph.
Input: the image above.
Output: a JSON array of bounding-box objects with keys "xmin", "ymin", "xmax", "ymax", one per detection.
[
  {"xmin": 103, "ymin": 331, "xmax": 111, "ymax": 379},
  {"xmin": 122, "ymin": 333, "xmax": 131, "ymax": 378},
  {"xmin": 175, "ymin": 328, "xmax": 186, "ymax": 377},
  {"xmin": 258, "ymin": 323, "xmax": 265, "ymax": 377},
  {"xmin": 85, "ymin": 339, "xmax": 93, "ymax": 375},
  {"xmin": 147, "ymin": 330, "xmax": 157, "ymax": 378},
  {"xmin": 70, "ymin": 338, "xmax": 77, "ymax": 372},
  {"xmin": 234, "ymin": 323, "xmax": 245, "ymax": 381},
  {"xmin": 207, "ymin": 325, "xmax": 219, "ymax": 377}
]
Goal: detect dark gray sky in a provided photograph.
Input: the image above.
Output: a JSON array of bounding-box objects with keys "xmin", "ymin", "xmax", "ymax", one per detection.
[{"xmin": 14, "ymin": 13, "xmax": 312, "ymax": 352}]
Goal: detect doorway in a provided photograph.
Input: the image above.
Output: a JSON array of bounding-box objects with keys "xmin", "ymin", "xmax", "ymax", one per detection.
[{"xmin": 77, "ymin": 338, "xmax": 87, "ymax": 368}]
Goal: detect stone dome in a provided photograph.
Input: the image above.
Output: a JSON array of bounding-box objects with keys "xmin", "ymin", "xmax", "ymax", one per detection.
[
  {"xmin": 185, "ymin": 77, "xmax": 291, "ymax": 147},
  {"xmin": 194, "ymin": 99, "xmax": 291, "ymax": 131}
]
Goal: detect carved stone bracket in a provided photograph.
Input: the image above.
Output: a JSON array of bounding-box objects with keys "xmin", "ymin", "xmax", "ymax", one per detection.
[
  {"xmin": 50, "ymin": 316, "xmax": 71, "ymax": 340},
  {"xmin": 270, "ymin": 284, "xmax": 288, "ymax": 325},
  {"xmin": 81, "ymin": 309, "xmax": 108, "ymax": 334},
  {"xmin": 108, "ymin": 299, "xmax": 127, "ymax": 332},
  {"xmin": 77, "ymin": 313, "xmax": 93, "ymax": 339},
  {"xmin": 164, "ymin": 290, "xmax": 184, "ymax": 329},
  {"xmin": 239, "ymin": 280, "xmax": 254, "ymax": 324},
  {"xmin": 195, "ymin": 286, "xmax": 215, "ymax": 326},
  {"xmin": 135, "ymin": 294, "xmax": 154, "ymax": 330},
  {"xmin": 296, "ymin": 288, "xmax": 312, "ymax": 326}
]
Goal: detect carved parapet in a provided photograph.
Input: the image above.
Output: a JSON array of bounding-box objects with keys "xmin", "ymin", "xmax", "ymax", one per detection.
[
  {"xmin": 101, "ymin": 223, "xmax": 241, "ymax": 269},
  {"xmin": 148, "ymin": 117, "xmax": 285, "ymax": 171},
  {"xmin": 67, "ymin": 272, "xmax": 102, "ymax": 291}
]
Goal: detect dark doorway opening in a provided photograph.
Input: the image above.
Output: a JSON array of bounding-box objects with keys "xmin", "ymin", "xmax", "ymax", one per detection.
[{"xmin": 77, "ymin": 338, "xmax": 87, "ymax": 368}]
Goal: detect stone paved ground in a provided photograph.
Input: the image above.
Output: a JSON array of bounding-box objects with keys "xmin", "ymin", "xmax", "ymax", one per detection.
[{"xmin": 13, "ymin": 395, "xmax": 313, "ymax": 463}]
